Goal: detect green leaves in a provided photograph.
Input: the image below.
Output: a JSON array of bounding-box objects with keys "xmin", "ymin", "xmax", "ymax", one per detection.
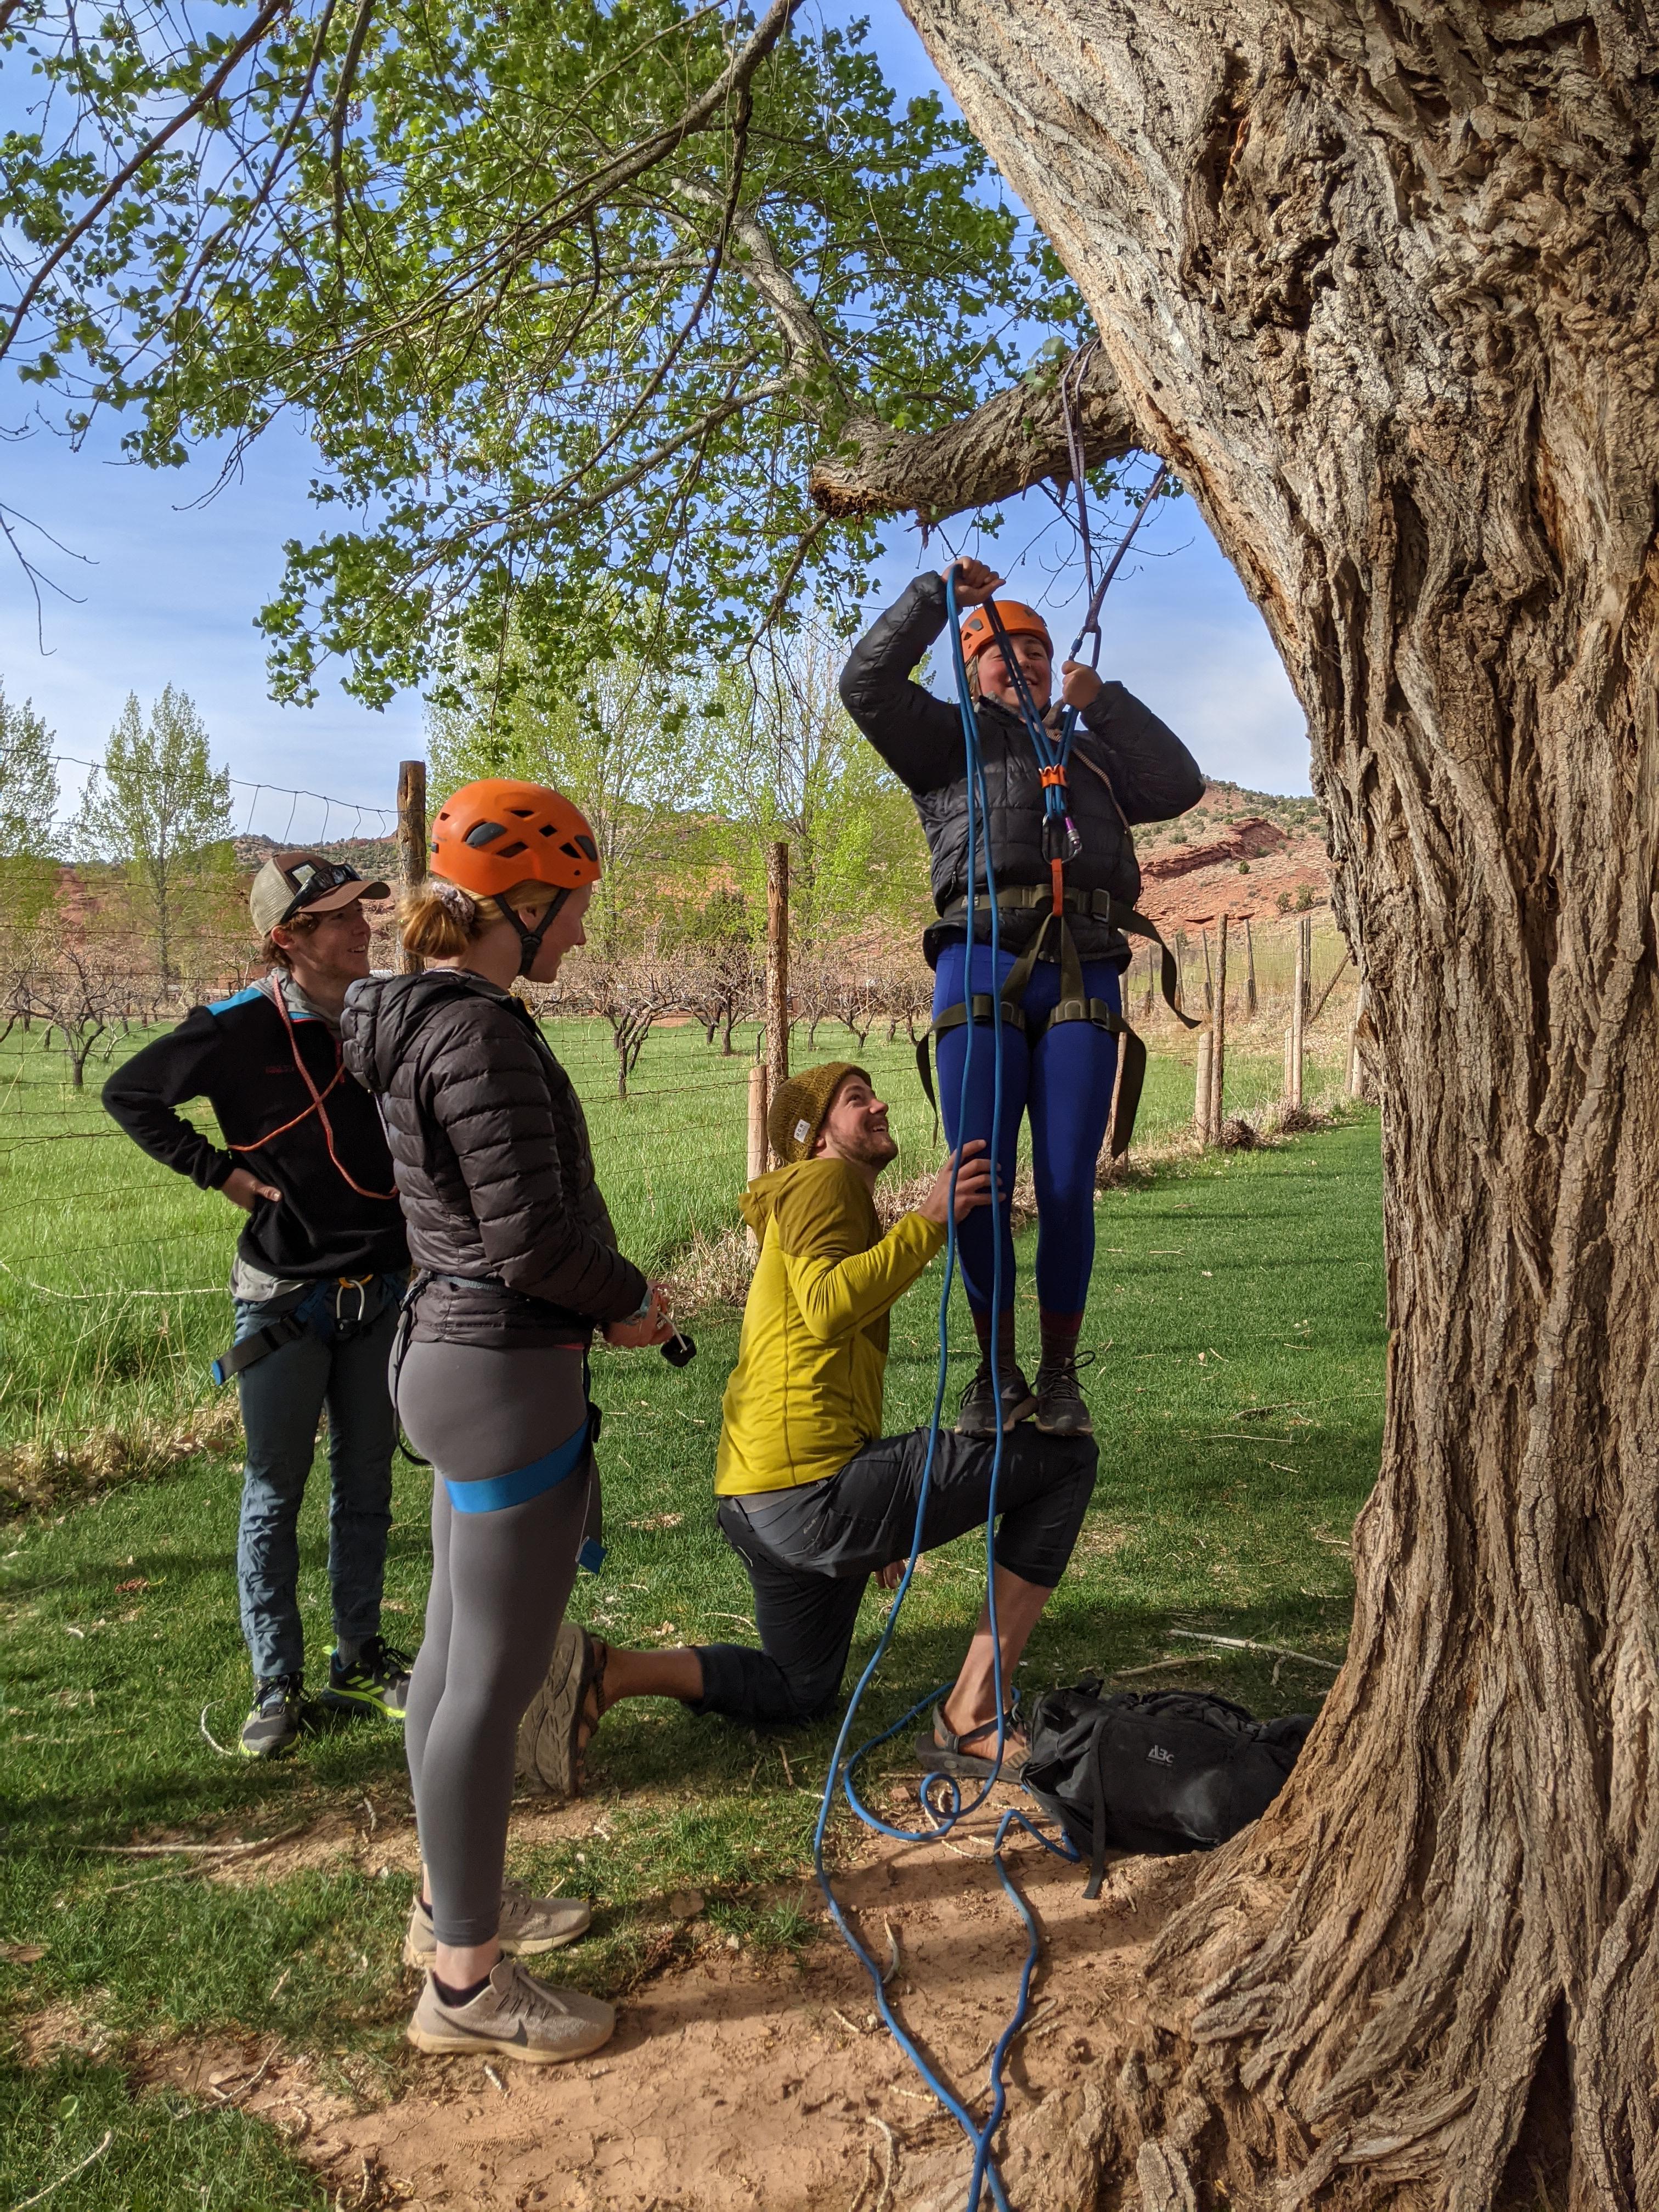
[{"xmin": 1, "ymin": 0, "xmax": 1086, "ymax": 702}]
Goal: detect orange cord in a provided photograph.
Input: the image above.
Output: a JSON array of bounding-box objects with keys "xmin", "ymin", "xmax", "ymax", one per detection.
[
  {"xmin": 1050, "ymin": 857, "xmax": 1065, "ymax": 917},
  {"xmin": 229, "ymin": 982, "xmax": 398, "ymax": 1203}
]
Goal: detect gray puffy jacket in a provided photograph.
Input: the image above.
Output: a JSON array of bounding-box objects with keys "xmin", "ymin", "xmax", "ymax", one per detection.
[
  {"xmin": 839, "ymin": 573, "xmax": 1204, "ymax": 964},
  {"xmin": 341, "ymin": 969, "xmax": 647, "ymax": 1347}
]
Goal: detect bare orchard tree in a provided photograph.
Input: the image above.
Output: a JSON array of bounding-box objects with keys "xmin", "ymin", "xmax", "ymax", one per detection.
[
  {"xmin": 811, "ymin": 6, "xmax": 1659, "ymax": 2204},
  {"xmin": 13, "ymin": 939, "xmax": 120, "ymax": 1089},
  {"xmin": 565, "ymin": 941, "xmax": 682, "ymax": 1101}
]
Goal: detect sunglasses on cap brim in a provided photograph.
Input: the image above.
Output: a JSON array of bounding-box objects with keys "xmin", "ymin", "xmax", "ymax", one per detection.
[{"xmin": 278, "ymin": 860, "xmax": 368, "ymax": 924}]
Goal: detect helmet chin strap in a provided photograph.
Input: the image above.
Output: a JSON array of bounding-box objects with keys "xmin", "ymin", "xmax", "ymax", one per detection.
[{"xmin": 495, "ymin": 889, "xmax": 568, "ymax": 977}]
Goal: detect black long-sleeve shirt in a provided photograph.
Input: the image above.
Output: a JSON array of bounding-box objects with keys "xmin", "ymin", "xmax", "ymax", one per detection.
[{"xmin": 102, "ymin": 980, "xmax": 408, "ymax": 1284}]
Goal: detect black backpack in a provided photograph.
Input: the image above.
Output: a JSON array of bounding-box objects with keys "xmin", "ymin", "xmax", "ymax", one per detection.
[{"xmin": 1022, "ymin": 1680, "xmax": 1314, "ymax": 1898}]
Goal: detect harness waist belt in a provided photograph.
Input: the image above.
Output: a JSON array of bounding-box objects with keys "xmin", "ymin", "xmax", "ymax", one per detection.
[{"xmin": 444, "ymin": 1412, "xmax": 594, "ymax": 1514}]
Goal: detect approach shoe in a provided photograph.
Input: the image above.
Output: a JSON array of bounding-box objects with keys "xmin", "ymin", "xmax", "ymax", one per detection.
[
  {"xmin": 240, "ymin": 1674, "xmax": 305, "ymax": 1759},
  {"xmin": 407, "ymin": 1957, "xmax": 614, "ymax": 2066},
  {"xmin": 403, "ymin": 1881, "xmax": 591, "ymax": 1969},
  {"xmin": 1034, "ymin": 1357, "xmax": 1094, "ymax": 1437},
  {"xmin": 323, "ymin": 1636, "xmax": 414, "ymax": 1720},
  {"xmin": 956, "ymin": 1358, "xmax": 1037, "ymax": 1437}
]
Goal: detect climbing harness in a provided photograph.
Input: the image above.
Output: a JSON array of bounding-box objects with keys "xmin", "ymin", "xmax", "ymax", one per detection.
[
  {"xmin": 211, "ymin": 1272, "xmax": 388, "ymax": 1385},
  {"xmin": 917, "ymin": 555, "xmax": 1197, "ymax": 1160},
  {"xmin": 812, "ymin": 574, "xmax": 1085, "ymax": 2212}
]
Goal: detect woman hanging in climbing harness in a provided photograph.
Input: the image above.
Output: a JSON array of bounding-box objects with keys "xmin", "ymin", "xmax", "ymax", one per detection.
[{"xmin": 839, "ymin": 555, "xmax": 1203, "ymax": 1437}]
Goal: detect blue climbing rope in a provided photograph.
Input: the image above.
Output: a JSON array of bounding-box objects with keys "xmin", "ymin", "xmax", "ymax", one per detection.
[{"xmin": 810, "ymin": 570, "xmax": 1079, "ymax": 2212}]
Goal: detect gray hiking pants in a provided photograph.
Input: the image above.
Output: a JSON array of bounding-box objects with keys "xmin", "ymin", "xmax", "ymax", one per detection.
[{"xmin": 397, "ymin": 1339, "xmax": 591, "ymax": 1949}]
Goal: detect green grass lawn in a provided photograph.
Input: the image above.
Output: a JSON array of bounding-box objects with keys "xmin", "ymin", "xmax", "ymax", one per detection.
[
  {"xmin": 0, "ymin": 1115, "xmax": 1383, "ymax": 2209},
  {"xmin": 0, "ymin": 1006, "xmax": 1355, "ymax": 1463}
]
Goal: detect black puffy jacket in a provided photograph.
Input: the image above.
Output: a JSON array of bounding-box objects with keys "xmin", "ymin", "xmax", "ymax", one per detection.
[
  {"xmin": 340, "ymin": 968, "xmax": 647, "ymax": 1347},
  {"xmin": 839, "ymin": 573, "xmax": 1204, "ymax": 964}
]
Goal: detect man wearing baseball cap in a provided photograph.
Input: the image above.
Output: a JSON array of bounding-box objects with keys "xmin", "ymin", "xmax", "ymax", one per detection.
[
  {"xmin": 104, "ymin": 852, "xmax": 411, "ymax": 1756},
  {"xmin": 533, "ymin": 1063, "xmax": 1098, "ymax": 1787}
]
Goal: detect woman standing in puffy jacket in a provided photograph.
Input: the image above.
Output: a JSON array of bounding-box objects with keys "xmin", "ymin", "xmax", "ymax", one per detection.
[{"xmin": 341, "ymin": 777, "xmax": 673, "ymax": 2066}]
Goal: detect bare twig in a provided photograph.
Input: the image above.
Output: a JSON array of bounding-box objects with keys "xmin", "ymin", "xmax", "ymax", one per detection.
[
  {"xmin": 5, "ymin": 2130, "xmax": 113, "ymax": 2210},
  {"xmin": 1169, "ymin": 1629, "xmax": 1340, "ymax": 1673}
]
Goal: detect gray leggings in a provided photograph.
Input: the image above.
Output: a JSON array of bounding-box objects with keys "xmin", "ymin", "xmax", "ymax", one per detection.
[{"xmin": 398, "ymin": 1340, "xmax": 590, "ymax": 1948}]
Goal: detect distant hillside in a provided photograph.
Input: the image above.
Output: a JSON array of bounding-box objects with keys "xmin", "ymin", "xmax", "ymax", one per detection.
[
  {"xmin": 1132, "ymin": 777, "xmax": 1330, "ymax": 930},
  {"xmin": 233, "ymin": 832, "xmax": 399, "ymax": 881}
]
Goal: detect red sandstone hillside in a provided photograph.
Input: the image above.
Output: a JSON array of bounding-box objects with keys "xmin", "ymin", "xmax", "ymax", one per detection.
[{"xmin": 1133, "ymin": 780, "xmax": 1331, "ymax": 930}]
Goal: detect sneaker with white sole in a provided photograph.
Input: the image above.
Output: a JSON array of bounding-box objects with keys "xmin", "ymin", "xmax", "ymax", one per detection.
[
  {"xmin": 403, "ymin": 1881, "xmax": 591, "ymax": 1968},
  {"xmin": 407, "ymin": 1957, "xmax": 614, "ymax": 2064}
]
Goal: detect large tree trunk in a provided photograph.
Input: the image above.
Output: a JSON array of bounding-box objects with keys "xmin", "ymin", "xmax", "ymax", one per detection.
[{"xmin": 887, "ymin": 4, "xmax": 1659, "ymax": 2206}]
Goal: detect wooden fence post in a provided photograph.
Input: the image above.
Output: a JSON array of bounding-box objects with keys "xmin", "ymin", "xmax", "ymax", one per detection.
[
  {"xmin": 1287, "ymin": 914, "xmax": 1309, "ymax": 1108},
  {"xmin": 746, "ymin": 1060, "xmax": 770, "ymax": 1248},
  {"xmin": 1195, "ymin": 1024, "xmax": 1214, "ymax": 1146},
  {"xmin": 1244, "ymin": 915, "xmax": 1257, "ymax": 1018},
  {"xmin": 1201, "ymin": 926, "xmax": 1215, "ymax": 1013},
  {"xmin": 396, "ymin": 759, "xmax": 427, "ymax": 976},
  {"xmin": 766, "ymin": 841, "xmax": 789, "ymax": 1161},
  {"xmin": 1173, "ymin": 928, "xmax": 1188, "ymax": 1015},
  {"xmin": 1210, "ymin": 913, "xmax": 1228, "ymax": 1137}
]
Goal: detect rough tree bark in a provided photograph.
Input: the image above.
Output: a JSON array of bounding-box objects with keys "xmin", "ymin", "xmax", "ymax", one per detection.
[{"xmin": 851, "ymin": 4, "xmax": 1659, "ymax": 2206}]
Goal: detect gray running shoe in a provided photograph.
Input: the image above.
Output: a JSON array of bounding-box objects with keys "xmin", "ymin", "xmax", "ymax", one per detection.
[
  {"xmin": 1034, "ymin": 1358, "xmax": 1094, "ymax": 1437},
  {"xmin": 403, "ymin": 1881, "xmax": 591, "ymax": 1968},
  {"xmin": 956, "ymin": 1359, "xmax": 1037, "ymax": 1437},
  {"xmin": 239, "ymin": 1674, "xmax": 304, "ymax": 1759},
  {"xmin": 407, "ymin": 1957, "xmax": 614, "ymax": 2065},
  {"xmin": 323, "ymin": 1636, "xmax": 414, "ymax": 1719}
]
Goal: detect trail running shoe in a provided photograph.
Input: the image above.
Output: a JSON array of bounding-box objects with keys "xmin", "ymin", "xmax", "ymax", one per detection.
[
  {"xmin": 323, "ymin": 1637, "xmax": 414, "ymax": 1719},
  {"xmin": 407, "ymin": 1957, "xmax": 614, "ymax": 2065},
  {"xmin": 1034, "ymin": 1357, "xmax": 1094, "ymax": 1437},
  {"xmin": 515, "ymin": 1621, "xmax": 606, "ymax": 1799},
  {"xmin": 956, "ymin": 1359, "xmax": 1037, "ymax": 1437},
  {"xmin": 403, "ymin": 1881, "xmax": 591, "ymax": 1968},
  {"xmin": 240, "ymin": 1674, "xmax": 305, "ymax": 1759}
]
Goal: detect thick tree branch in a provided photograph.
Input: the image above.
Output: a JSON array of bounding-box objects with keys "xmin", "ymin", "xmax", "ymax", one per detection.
[{"xmin": 808, "ymin": 344, "xmax": 1138, "ymax": 523}]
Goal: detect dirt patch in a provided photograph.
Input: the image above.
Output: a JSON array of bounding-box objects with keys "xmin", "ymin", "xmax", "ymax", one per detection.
[{"xmin": 116, "ymin": 1792, "xmax": 1197, "ymax": 2212}]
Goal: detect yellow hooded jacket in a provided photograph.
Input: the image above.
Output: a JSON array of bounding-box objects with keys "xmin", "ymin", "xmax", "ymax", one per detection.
[{"xmin": 714, "ymin": 1158, "xmax": 946, "ymax": 1496}]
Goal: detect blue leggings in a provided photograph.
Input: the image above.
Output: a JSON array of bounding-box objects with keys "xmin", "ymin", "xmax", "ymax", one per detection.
[{"xmin": 932, "ymin": 937, "xmax": 1122, "ymax": 1321}]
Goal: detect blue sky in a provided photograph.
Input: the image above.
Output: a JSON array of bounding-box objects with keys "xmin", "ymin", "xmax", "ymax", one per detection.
[{"xmin": 0, "ymin": 3, "xmax": 1311, "ymax": 836}]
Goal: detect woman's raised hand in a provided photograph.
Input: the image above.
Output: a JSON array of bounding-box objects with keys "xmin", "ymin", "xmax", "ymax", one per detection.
[
  {"xmin": 942, "ymin": 556, "xmax": 1004, "ymax": 606},
  {"xmin": 603, "ymin": 1283, "xmax": 677, "ymax": 1349}
]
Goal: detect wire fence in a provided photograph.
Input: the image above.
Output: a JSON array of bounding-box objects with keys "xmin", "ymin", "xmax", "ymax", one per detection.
[{"xmin": 0, "ymin": 748, "xmax": 1365, "ymax": 1464}]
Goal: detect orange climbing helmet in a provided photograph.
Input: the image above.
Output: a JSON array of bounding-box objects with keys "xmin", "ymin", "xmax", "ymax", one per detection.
[
  {"xmin": 958, "ymin": 599, "xmax": 1053, "ymax": 665},
  {"xmin": 429, "ymin": 778, "xmax": 601, "ymax": 900}
]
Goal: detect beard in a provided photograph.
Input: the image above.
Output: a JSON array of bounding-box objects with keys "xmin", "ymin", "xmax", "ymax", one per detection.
[{"xmin": 840, "ymin": 1121, "xmax": 899, "ymax": 1169}]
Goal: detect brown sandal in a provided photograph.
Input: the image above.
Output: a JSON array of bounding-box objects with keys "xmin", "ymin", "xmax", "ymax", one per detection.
[{"xmin": 515, "ymin": 1624, "xmax": 608, "ymax": 1800}]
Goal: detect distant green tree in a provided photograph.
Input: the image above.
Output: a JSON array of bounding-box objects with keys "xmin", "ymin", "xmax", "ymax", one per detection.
[
  {"xmin": 0, "ymin": 685, "xmax": 61, "ymax": 930},
  {"xmin": 70, "ymin": 689, "xmax": 233, "ymax": 982},
  {"xmin": 701, "ymin": 623, "xmax": 930, "ymax": 955},
  {"xmin": 428, "ymin": 648, "xmax": 713, "ymax": 954},
  {"xmin": 0, "ymin": 686, "xmax": 58, "ymax": 856}
]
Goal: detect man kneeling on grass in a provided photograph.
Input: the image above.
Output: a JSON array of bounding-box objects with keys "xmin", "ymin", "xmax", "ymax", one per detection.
[{"xmin": 527, "ymin": 1063, "xmax": 1098, "ymax": 1784}]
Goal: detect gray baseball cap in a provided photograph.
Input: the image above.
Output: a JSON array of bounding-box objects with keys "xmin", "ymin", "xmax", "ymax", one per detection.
[{"xmin": 249, "ymin": 851, "xmax": 390, "ymax": 936}]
